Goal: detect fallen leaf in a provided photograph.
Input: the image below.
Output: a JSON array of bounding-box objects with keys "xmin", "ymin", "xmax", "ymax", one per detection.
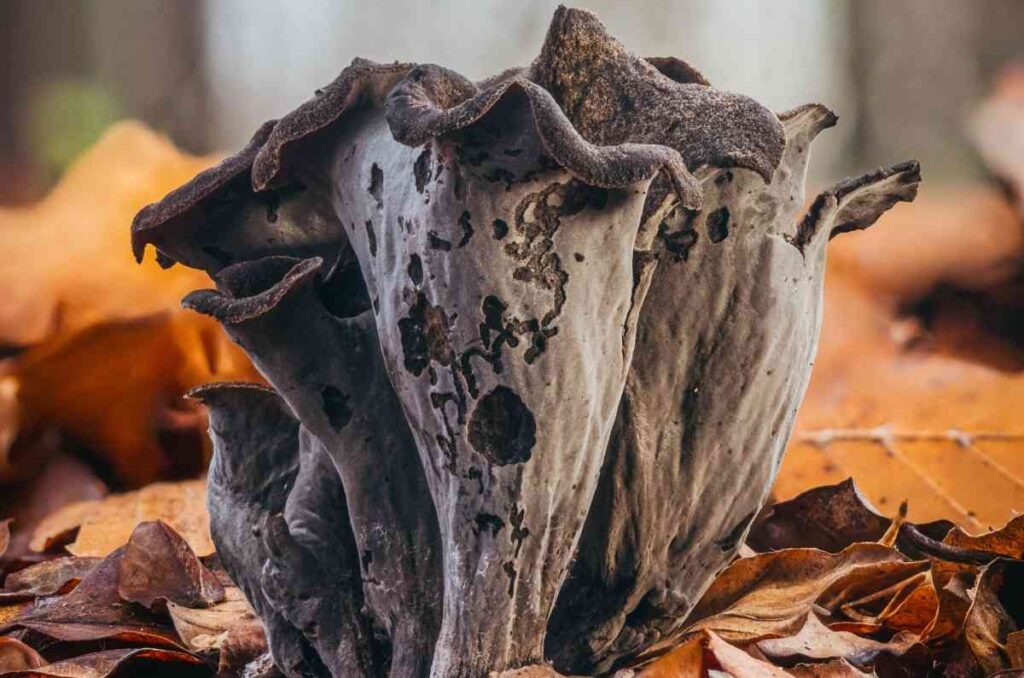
[
  {"xmin": 1, "ymin": 519, "xmax": 10, "ymax": 559},
  {"xmin": 216, "ymin": 614, "xmax": 268, "ymax": 675},
  {"xmin": 31, "ymin": 479, "xmax": 214, "ymax": 558},
  {"xmin": 117, "ymin": 521, "xmax": 223, "ymax": 609},
  {"xmin": 489, "ymin": 666, "xmax": 570, "ymax": 677},
  {"xmin": 0, "ymin": 122, "xmax": 214, "ymax": 350},
  {"xmin": 0, "ymin": 123, "xmax": 261, "ymax": 488},
  {"xmin": 0, "ymin": 647, "xmax": 207, "ymax": 677},
  {"xmin": 681, "ymin": 543, "xmax": 914, "ymax": 643},
  {"xmin": 757, "ymin": 613, "xmax": 918, "ymax": 667},
  {"xmin": 944, "ymin": 515, "xmax": 1024, "ymax": 559},
  {"xmin": 748, "ymin": 479, "xmax": 890, "ymax": 553},
  {"xmin": 0, "ymin": 636, "xmax": 45, "ymax": 672},
  {"xmin": 776, "ymin": 181, "xmax": 1024, "ymax": 531},
  {"xmin": 785, "ymin": 659, "xmax": 871, "ymax": 677},
  {"xmin": 7, "ymin": 312, "xmax": 259, "ymax": 488},
  {"xmin": 0, "ymin": 451, "xmax": 107, "ymax": 565},
  {"xmin": 167, "ymin": 587, "xmax": 254, "ymax": 652},
  {"xmin": 639, "ymin": 630, "xmax": 790, "ymax": 678},
  {"xmin": 1, "ymin": 545, "xmax": 182, "ymax": 649},
  {"xmin": 1008, "ymin": 629, "xmax": 1024, "ymax": 669},
  {"xmin": 963, "ymin": 558, "xmax": 1024, "ymax": 675},
  {"xmin": 0, "ymin": 557, "xmax": 100, "ymax": 601}
]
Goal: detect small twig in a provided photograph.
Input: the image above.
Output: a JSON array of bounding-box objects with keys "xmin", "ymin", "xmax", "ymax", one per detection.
[{"xmin": 897, "ymin": 523, "xmax": 1000, "ymax": 565}]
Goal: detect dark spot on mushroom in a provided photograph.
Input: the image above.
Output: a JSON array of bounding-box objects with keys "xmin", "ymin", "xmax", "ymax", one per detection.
[
  {"xmin": 474, "ymin": 513, "xmax": 504, "ymax": 537},
  {"xmin": 428, "ymin": 231, "xmax": 452, "ymax": 251},
  {"xmin": 468, "ymin": 386, "xmax": 535, "ymax": 466},
  {"xmin": 492, "ymin": 219, "xmax": 509, "ymax": 240},
  {"xmin": 408, "ymin": 254, "xmax": 423, "ymax": 286},
  {"xmin": 457, "ymin": 210, "xmax": 474, "ymax": 248},
  {"xmin": 707, "ymin": 207, "xmax": 730, "ymax": 243},
  {"xmin": 414, "ymin": 144, "xmax": 432, "ymax": 194},
  {"xmin": 658, "ymin": 220, "xmax": 698, "ymax": 262},
  {"xmin": 510, "ymin": 504, "xmax": 529, "ymax": 557},
  {"xmin": 365, "ymin": 220, "xmax": 377, "ymax": 257},
  {"xmin": 398, "ymin": 292, "xmax": 455, "ymax": 376},
  {"xmin": 368, "ymin": 163, "xmax": 383, "ymax": 209},
  {"xmin": 574, "ymin": 252, "xmax": 585, "ymax": 262},
  {"xmin": 714, "ymin": 510, "xmax": 756, "ymax": 552},
  {"xmin": 503, "ymin": 561, "xmax": 517, "ymax": 597},
  {"xmin": 466, "ymin": 467, "xmax": 485, "ymax": 494},
  {"xmin": 361, "ymin": 549, "xmax": 373, "ymax": 571},
  {"xmin": 714, "ymin": 170, "xmax": 734, "ymax": 186},
  {"xmin": 264, "ymin": 192, "xmax": 280, "ymax": 223},
  {"xmin": 321, "ymin": 386, "xmax": 353, "ymax": 431}
]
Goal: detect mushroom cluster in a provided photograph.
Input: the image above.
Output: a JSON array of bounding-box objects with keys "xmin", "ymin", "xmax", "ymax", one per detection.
[{"xmin": 132, "ymin": 7, "xmax": 920, "ymax": 677}]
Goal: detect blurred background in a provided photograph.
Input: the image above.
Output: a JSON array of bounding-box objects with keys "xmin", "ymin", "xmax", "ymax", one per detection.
[
  {"xmin": 3, "ymin": 0, "xmax": 1024, "ymax": 203},
  {"xmin": 1, "ymin": 0, "xmax": 1024, "ymax": 563}
]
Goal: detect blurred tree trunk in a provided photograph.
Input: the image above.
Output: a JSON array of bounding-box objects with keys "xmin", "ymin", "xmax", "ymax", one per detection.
[
  {"xmin": 849, "ymin": 0, "xmax": 1024, "ymax": 181},
  {"xmin": 90, "ymin": 0, "xmax": 209, "ymax": 154},
  {"xmin": 0, "ymin": 0, "xmax": 208, "ymax": 201}
]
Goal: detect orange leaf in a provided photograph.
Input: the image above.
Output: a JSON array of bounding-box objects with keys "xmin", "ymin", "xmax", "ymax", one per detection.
[{"xmin": 30, "ymin": 479, "xmax": 213, "ymax": 558}]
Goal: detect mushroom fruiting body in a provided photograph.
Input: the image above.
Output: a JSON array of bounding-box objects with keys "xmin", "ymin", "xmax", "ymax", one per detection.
[{"xmin": 133, "ymin": 7, "xmax": 920, "ymax": 677}]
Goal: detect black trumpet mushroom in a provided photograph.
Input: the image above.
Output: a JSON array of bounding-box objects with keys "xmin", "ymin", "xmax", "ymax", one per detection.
[{"xmin": 133, "ymin": 7, "xmax": 920, "ymax": 677}]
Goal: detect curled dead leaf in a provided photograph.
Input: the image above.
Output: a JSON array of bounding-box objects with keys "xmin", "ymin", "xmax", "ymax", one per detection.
[
  {"xmin": 964, "ymin": 558, "xmax": 1024, "ymax": 675},
  {"xmin": 1, "ymin": 544, "xmax": 182, "ymax": 649},
  {"xmin": 117, "ymin": 521, "xmax": 224, "ymax": 610},
  {"xmin": 681, "ymin": 543, "xmax": 913, "ymax": 643},
  {"xmin": 0, "ymin": 636, "xmax": 45, "ymax": 672},
  {"xmin": 757, "ymin": 613, "xmax": 918, "ymax": 667},
  {"xmin": 167, "ymin": 586, "xmax": 255, "ymax": 652}
]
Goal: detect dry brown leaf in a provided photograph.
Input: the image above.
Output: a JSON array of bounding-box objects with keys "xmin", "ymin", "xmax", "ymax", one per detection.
[
  {"xmin": 0, "ymin": 519, "xmax": 10, "ymax": 559},
  {"xmin": 1, "ymin": 544, "xmax": 183, "ymax": 649},
  {"xmin": 748, "ymin": 479, "xmax": 891, "ymax": 553},
  {"xmin": 945, "ymin": 515, "xmax": 1024, "ymax": 559},
  {"xmin": 489, "ymin": 666, "xmax": 571, "ymax": 677},
  {"xmin": 785, "ymin": 659, "xmax": 871, "ymax": 677},
  {"xmin": 681, "ymin": 543, "xmax": 914, "ymax": 643},
  {"xmin": 0, "ymin": 122, "xmax": 215, "ymax": 350},
  {"xmin": 0, "ymin": 451, "xmax": 108, "ymax": 565},
  {"xmin": 0, "ymin": 557, "xmax": 100, "ymax": 601},
  {"xmin": 0, "ymin": 636, "xmax": 45, "ymax": 672},
  {"xmin": 963, "ymin": 559, "xmax": 1024, "ymax": 675},
  {"xmin": 117, "ymin": 521, "xmax": 223, "ymax": 610},
  {"xmin": 757, "ymin": 613, "xmax": 918, "ymax": 667},
  {"xmin": 0, "ymin": 122, "xmax": 261, "ymax": 488},
  {"xmin": 217, "ymin": 615, "xmax": 269, "ymax": 675},
  {"xmin": 0, "ymin": 647, "xmax": 207, "ymax": 678},
  {"xmin": 639, "ymin": 630, "xmax": 790, "ymax": 678},
  {"xmin": 167, "ymin": 586, "xmax": 254, "ymax": 652},
  {"xmin": 1008, "ymin": 629, "xmax": 1024, "ymax": 669},
  {"xmin": 6, "ymin": 311, "xmax": 259, "ymax": 488},
  {"xmin": 776, "ymin": 182, "xmax": 1024, "ymax": 532},
  {"xmin": 31, "ymin": 479, "xmax": 213, "ymax": 558}
]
